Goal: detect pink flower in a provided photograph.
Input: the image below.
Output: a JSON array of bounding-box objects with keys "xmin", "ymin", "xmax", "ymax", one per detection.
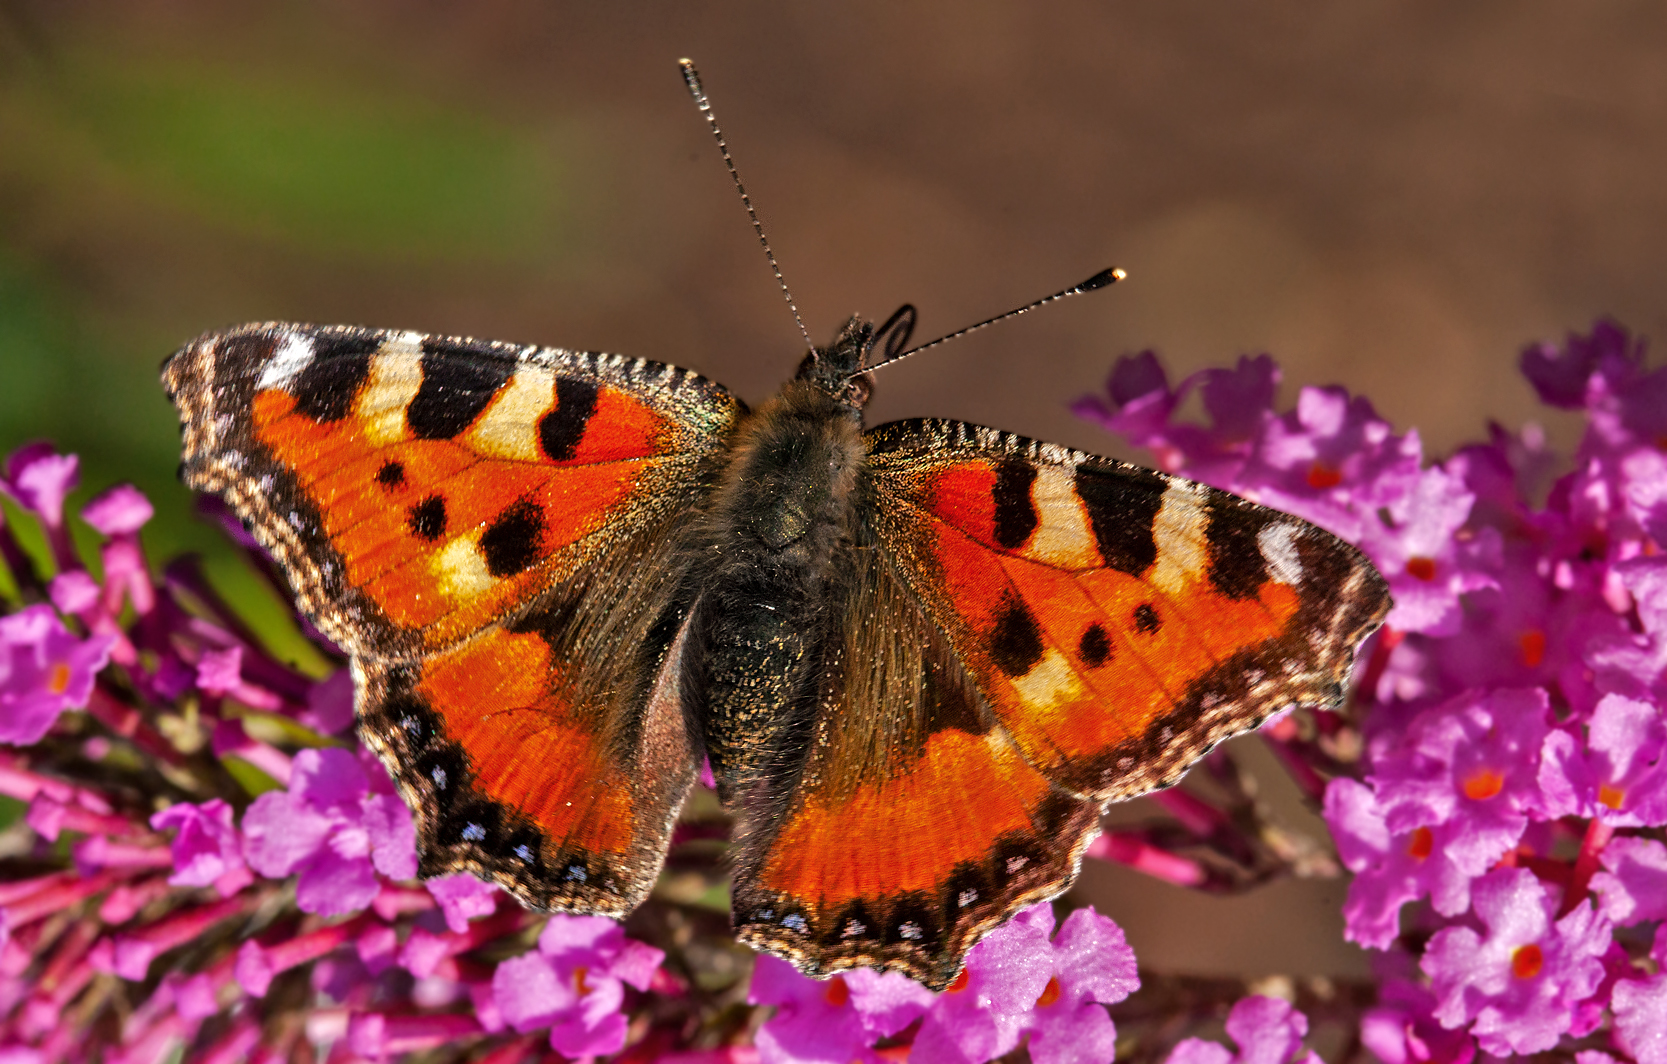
[
  {"xmin": 748, "ymin": 956, "xmax": 933, "ymax": 1064},
  {"xmin": 1353, "ymin": 463, "xmax": 1495, "ymax": 636},
  {"xmin": 1164, "ymin": 996, "xmax": 1322, "ymax": 1064},
  {"xmin": 1540, "ymin": 693, "xmax": 1667, "ymax": 827},
  {"xmin": 2, "ymin": 443, "xmax": 78, "ymax": 528},
  {"xmin": 1519, "ymin": 319, "xmax": 1639, "ymax": 409},
  {"xmin": 1325, "ymin": 778, "xmax": 1476, "ymax": 947},
  {"xmin": 80, "ymin": 484, "xmax": 153, "ymax": 536},
  {"xmin": 1420, "ymin": 868, "xmax": 1610, "ymax": 1055},
  {"xmin": 1611, "ymin": 927, "xmax": 1667, "ymax": 1064},
  {"xmin": 241, "ymin": 748, "xmax": 417, "ymax": 915},
  {"xmin": 911, "ymin": 904, "xmax": 1138, "ymax": 1064},
  {"xmin": 0, "ymin": 605, "xmax": 115, "ymax": 745},
  {"xmin": 425, "ymin": 873, "xmax": 499, "ymax": 933},
  {"xmin": 492, "ymin": 914, "xmax": 664, "ymax": 1057},
  {"xmin": 1360, "ymin": 973, "xmax": 1476, "ymax": 1064},
  {"xmin": 1612, "ymin": 974, "xmax": 1667, "ymax": 1064},
  {"xmin": 1590, "ymin": 835, "xmax": 1667, "ymax": 924},
  {"xmin": 150, "ymin": 799, "xmax": 251, "ymax": 895}
]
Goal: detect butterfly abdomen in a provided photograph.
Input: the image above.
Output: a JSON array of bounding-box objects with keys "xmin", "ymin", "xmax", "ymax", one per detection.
[{"xmin": 689, "ymin": 380, "xmax": 866, "ymax": 794}]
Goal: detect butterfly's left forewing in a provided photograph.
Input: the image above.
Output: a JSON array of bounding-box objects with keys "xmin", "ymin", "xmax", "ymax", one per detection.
[{"xmin": 165, "ymin": 323, "xmax": 741, "ymax": 914}]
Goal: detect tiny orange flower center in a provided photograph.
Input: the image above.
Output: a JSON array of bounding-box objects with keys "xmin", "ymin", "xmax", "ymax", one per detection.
[
  {"xmin": 1518, "ymin": 630, "xmax": 1546, "ymax": 668},
  {"xmin": 823, "ymin": 976, "xmax": 850, "ymax": 1007},
  {"xmin": 1306, "ymin": 463, "xmax": 1343, "ymax": 490},
  {"xmin": 1034, "ymin": 976, "xmax": 1062, "ymax": 1007},
  {"xmin": 1462, "ymin": 767, "xmax": 1505, "ymax": 801},
  {"xmin": 572, "ymin": 966, "xmax": 591, "ymax": 997},
  {"xmin": 1511, "ymin": 943, "xmax": 1544, "ymax": 979},
  {"xmin": 47, "ymin": 662, "xmax": 72, "ymax": 695},
  {"xmin": 1406, "ymin": 557, "xmax": 1438, "ymax": 582},
  {"xmin": 946, "ymin": 969, "xmax": 970, "ymax": 993},
  {"xmin": 1406, "ymin": 826, "xmax": 1434, "ymax": 860},
  {"xmin": 1599, "ymin": 783, "xmax": 1627, "ymax": 810}
]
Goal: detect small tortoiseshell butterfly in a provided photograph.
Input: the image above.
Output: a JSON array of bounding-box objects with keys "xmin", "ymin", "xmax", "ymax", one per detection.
[
  {"xmin": 162, "ymin": 64, "xmax": 1389, "ymax": 991},
  {"xmin": 163, "ymin": 307, "xmax": 1388, "ymax": 988}
]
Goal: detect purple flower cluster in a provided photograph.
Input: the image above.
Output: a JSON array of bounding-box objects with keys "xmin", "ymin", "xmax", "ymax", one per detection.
[
  {"xmin": 1078, "ymin": 319, "xmax": 1667, "ymax": 1061},
  {"xmin": 749, "ymin": 903, "xmax": 1138, "ymax": 1064},
  {"xmin": 0, "ymin": 443, "xmax": 666, "ymax": 1061},
  {"xmin": 1164, "ymin": 995, "xmax": 1323, "ymax": 1064}
]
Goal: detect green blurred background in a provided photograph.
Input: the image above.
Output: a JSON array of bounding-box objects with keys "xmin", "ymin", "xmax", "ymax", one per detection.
[{"xmin": 3, "ymin": 1, "xmax": 1664, "ymax": 980}]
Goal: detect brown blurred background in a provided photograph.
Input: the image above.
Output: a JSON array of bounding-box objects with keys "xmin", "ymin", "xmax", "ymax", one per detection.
[{"xmin": 3, "ymin": 1, "xmax": 1664, "ymax": 980}]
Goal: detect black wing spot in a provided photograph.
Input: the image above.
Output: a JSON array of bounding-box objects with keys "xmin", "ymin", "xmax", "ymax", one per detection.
[
  {"xmin": 1133, "ymin": 603, "xmax": 1161, "ymax": 634},
  {"xmin": 380, "ymin": 686, "xmax": 435, "ymax": 747},
  {"xmin": 1206, "ymin": 496, "xmax": 1269, "ymax": 599},
  {"xmin": 992, "ymin": 833, "xmax": 1048, "ymax": 886},
  {"xmin": 415, "ymin": 744, "xmax": 469, "ymax": 810},
  {"xmin": 407, "ymin": 495, "xmax": 446, "ymax": 541},
  {"xmin": 1074, "ymin": 467, "xmax": 1165, "ymax": 576},
  {"xmin": 991, "ymin": 460, "xmax": 1039, "ymax": 550},
  {"xmin": 377, "ymin": 460, "xmax": 406, "ymax": 489},
  {"xmin": 290, "ymin": 335, "xmax": 379, "ymax": 422},
  {"xmin": 480, "ymin": 499, "xmax": 544, "ymax": 578},
  {"xmin": 824, "ymin": 900, "xmax": 878, "ymax": 946},
  {"xmin": 989, "ymin": 598, "xmax": 1045, "ymax": 677},
  {"xmin": 503, "ymin": 825, "xmax": 546, "ymax": 872},
  {"xmin": 1078, "ymin": 623, "xmax": 1111, "ymax": 667},
  {"xmin": 407, "ymin": 341, "xmax": 515, "ymax": 440},
  {"xmin": 942, "ymin": 862, "xmax": 992, "ymax": 926},
  {"xmin": 886, "ymin": 895, "xmax": 942, "ymax": 949},
  {"xmin": 440, "ymin": 801, "xmax": 502, "ymax": 850},
  {"xmin": 539, "ymin": 378, "xmax": 601, "ymax": 462}
]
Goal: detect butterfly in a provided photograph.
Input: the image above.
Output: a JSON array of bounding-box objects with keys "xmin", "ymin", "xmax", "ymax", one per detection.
[{"xmin": 162, "ymin": 302, "xmax": 1390, "ymax": 990}]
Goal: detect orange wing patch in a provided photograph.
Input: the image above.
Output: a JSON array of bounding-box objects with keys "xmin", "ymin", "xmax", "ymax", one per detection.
[
  {"xmin": 915, "ymin": 459, "xmax": 1295, "ymax": 785},
  {"xmin": 244, "ymin": 334, "xmax": 685, "ymax": 647},
  {"xmin": 416, "ymin": 627, "xmax": 634, "ymax": 856},
  {"xmin": 756, "ymin": 730, "xmax": 1046, "ymax": 902},
  {"xmin": 737, "ymin": 713, "xmax": 1099, "ymax": 991}
]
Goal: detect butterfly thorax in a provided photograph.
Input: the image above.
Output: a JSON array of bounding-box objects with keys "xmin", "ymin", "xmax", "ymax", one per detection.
[{"xmin": 690, "ymin": 355, "xmax": 870, "ymax": 798}]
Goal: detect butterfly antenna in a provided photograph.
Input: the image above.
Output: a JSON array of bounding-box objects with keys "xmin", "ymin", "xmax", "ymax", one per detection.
[
  {"xmin": 680, "ymin": 59, "xmax": 815, "ymax": 358},
  {"xmin": 862, "ymin": 267, "xmax": 1127, "ymax": 375}
]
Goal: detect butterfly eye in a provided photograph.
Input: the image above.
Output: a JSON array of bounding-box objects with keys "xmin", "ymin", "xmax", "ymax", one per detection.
[{"xmin": 842, "ymin": 374, "xmax": 874, "ymax": 407}]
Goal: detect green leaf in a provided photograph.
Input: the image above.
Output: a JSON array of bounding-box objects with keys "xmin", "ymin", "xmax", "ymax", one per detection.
[{"xmin": 222, "ymin": 754, "xmax": 283, "ymax": 797}]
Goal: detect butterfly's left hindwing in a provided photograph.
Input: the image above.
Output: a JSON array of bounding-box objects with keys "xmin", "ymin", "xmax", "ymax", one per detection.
[
  {"xmin": 164, "ymin": 323, "xmax": 740, "ymax": 914},
  {"xmin": 727, "ymin": 533, "xmax": 1102, "ymax": 990}
]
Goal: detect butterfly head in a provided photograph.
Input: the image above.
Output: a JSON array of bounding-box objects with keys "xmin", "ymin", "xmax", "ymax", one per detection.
[
  {"xmin": 795, "ymin": 317, "xmax": 877, "ymax": 411},
  {"xmin": 795, "ymin": 305, "xmax": 916, "ymax": 411}
]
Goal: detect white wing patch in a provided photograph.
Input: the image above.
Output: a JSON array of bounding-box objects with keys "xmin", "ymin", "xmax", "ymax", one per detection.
[
  {"xmin": 1026, "ymin": 465, "xmax": 1100, "ymax": 569},
  {"xmin": 357, "ymin": 341, "xmax": 425, "ymax": 447},
  {"xmin": 469, "ymin": 366, "xmax": 555, "ymax": 462},
  {"xmin": 1148, "ymin": 481, "xmax": 1210, "ymax": 595},
  {"xmin": 256, "ymin": 332, "xmax": 316, "ymax": 392},
  {"xmin": 1257, "ymin": 523, "xmax": 1305, "ymax": 585},
  {"xmin": 1009, "ymin": 648, "xmax": 1088, "ymax": 711}
]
